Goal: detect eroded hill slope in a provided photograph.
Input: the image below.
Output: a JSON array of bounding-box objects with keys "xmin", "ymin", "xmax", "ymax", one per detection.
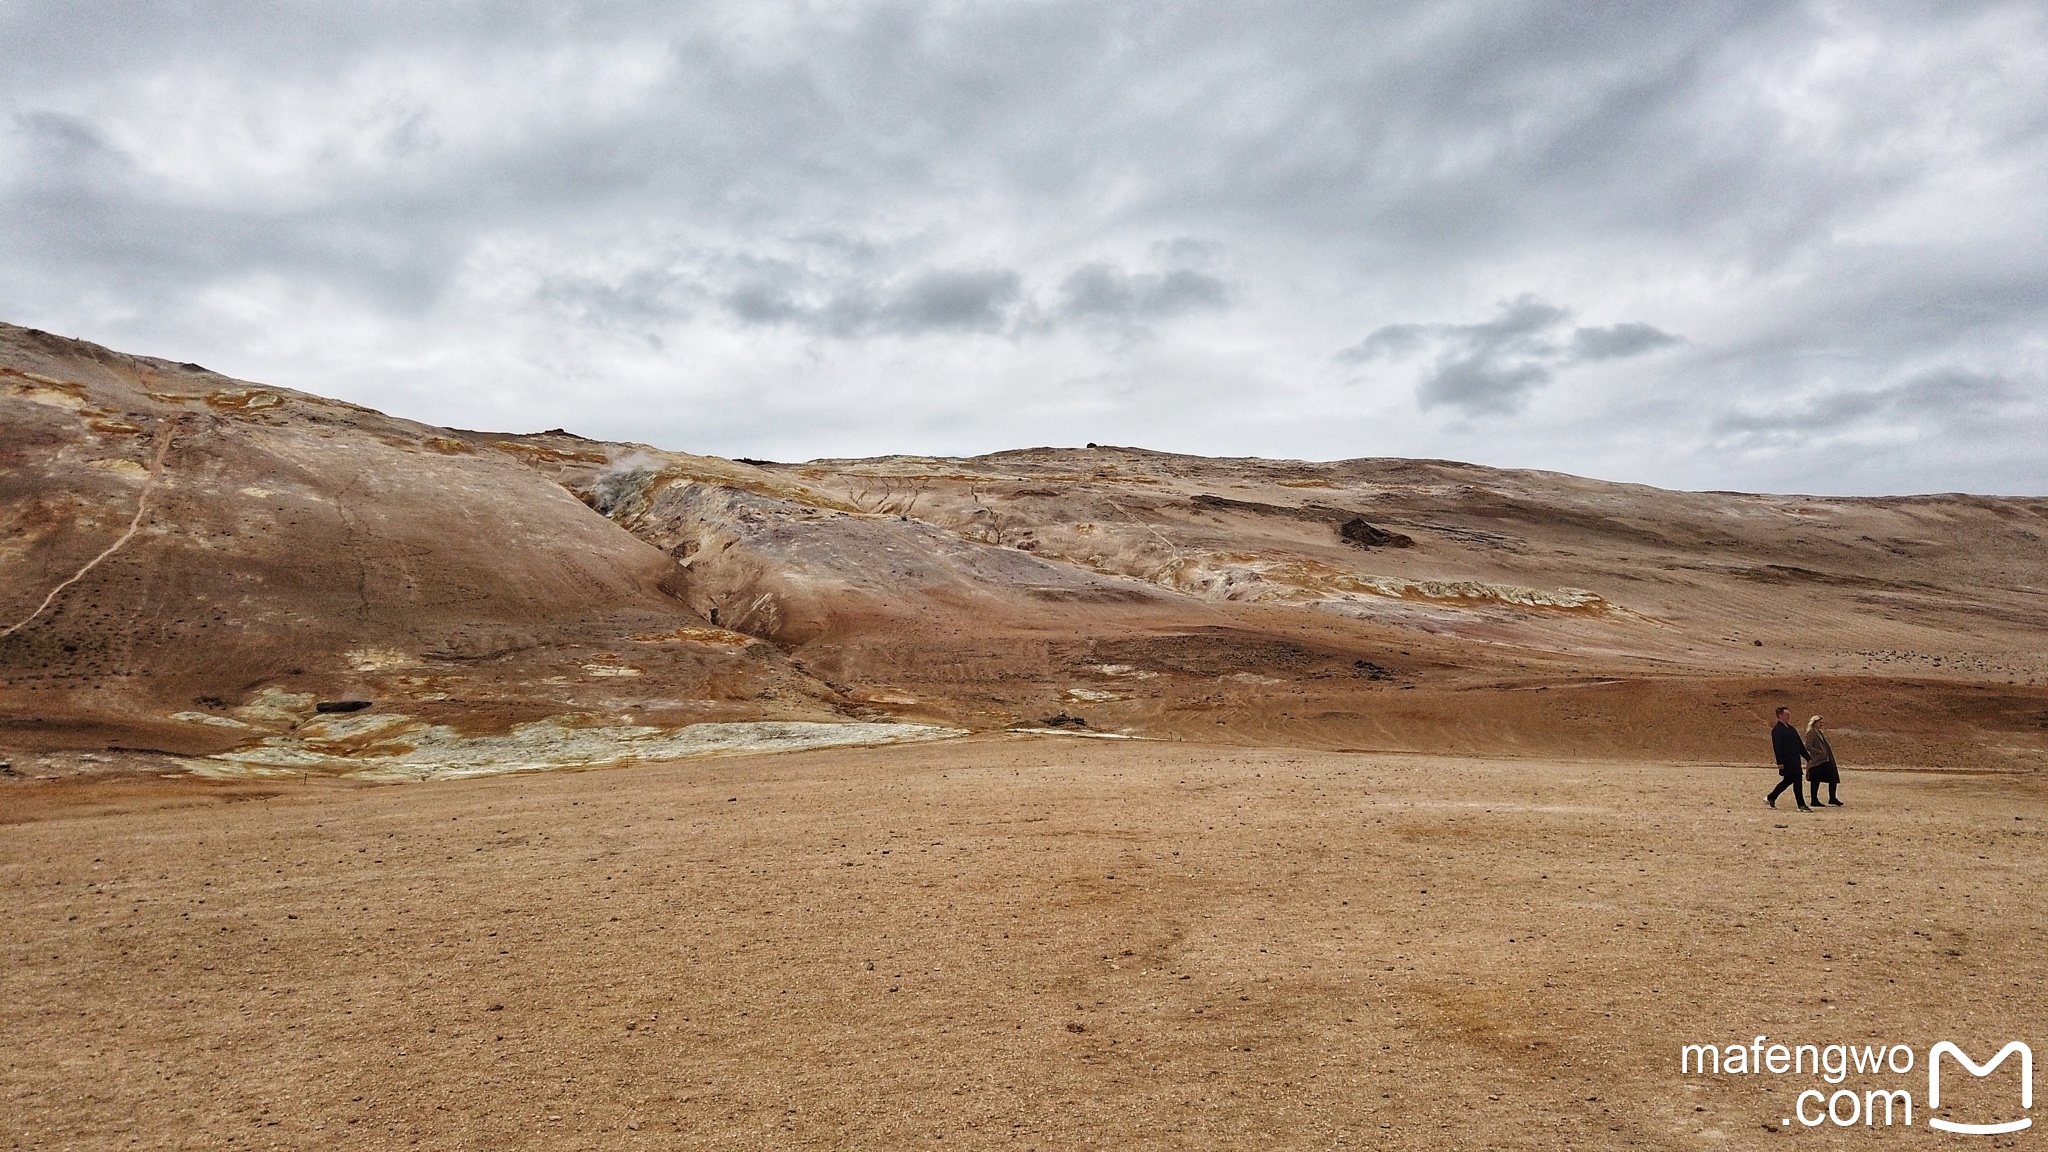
[
  {"xmin": 499, "ymin": 436, "xmax": 2048, "ymax": 768},
  {"xmin": 0, "ymin": 324, "xmax": 879, "ymax": 770},
  {"xmin": 4, "ymin": 322, "xmax": 2046, "ymax": 776}
]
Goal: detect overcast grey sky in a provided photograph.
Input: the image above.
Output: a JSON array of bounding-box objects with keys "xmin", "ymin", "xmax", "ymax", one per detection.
[{"xmin": 4, "ymin": 2, "xmax": 2045, "ymax": 494}]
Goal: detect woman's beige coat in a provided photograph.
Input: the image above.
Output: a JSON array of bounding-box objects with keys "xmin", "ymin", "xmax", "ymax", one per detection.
[{"xmin": 1804, "ymin": 728, "xmax": 1835, "ymax": 767}]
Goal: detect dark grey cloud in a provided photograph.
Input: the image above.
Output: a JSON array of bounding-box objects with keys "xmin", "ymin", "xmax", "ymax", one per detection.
[
  {"xmin": 716, "ymin": 266, "xmax": 1022, "ymax": 336},
  {"xmin": 1058, "ymin": 264, "xmax": 1229, "ymax": 324},
  {"xmin": 0, "ymin": 2, "xmax": 2044, "ymax": 493},
  {"xmin": 540, "ymin": 267, "xmax": 698, "ymax": 330},
  {"xmin": 1346, "ymin": 295, "xmax": 1681, "ymax": 416},
  {"xmin": 1419, "ymin": 358, "xmax": 1555, "ymax": 417},
  {"xmin": 16, "ymin": 110, "xmax": 111, "ymax": 170},
  {"xmin": 688, "ymin": 254, "xmax": 1220, "ymax": 336},
  {"xmin": 1408, "ymin": 295, "xmax": 1572, "ymax": 416},
  {"xmin": 1713, "ymin": 368, "xmax": 2022, "ymax": 440},
  {"xmin": 1572, "ymin": 322, "xmax": 1681, "ymax": 361},
  {"xmin": 882, "ymin": 269, "xmax": 1021, "ymax": 334}
]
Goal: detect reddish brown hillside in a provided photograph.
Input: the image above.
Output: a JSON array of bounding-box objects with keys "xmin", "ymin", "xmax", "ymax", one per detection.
[
  {"xmin": 0, "ymin": 324, "xmax": 850, "ymax": 762},
  {"xmin": 4, "ymin": 322, "xmax": 2046, "ymax": 775}
]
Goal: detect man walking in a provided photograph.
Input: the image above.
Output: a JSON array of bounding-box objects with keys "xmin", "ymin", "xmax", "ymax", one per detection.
[{"xmin": 1768, "ymin": 706, "xmax": 1811, "ymax": 811}]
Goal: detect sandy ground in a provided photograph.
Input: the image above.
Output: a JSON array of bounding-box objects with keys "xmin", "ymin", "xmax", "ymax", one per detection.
[{"xmin": 5, "ymin": 735, "xmax": 2044, "ymax": 1150}]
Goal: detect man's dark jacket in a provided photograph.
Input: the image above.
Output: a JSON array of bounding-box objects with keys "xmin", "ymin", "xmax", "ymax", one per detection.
[{"xmin": 1771, "ymin": 721, "xmax": 1809, "ymax": 772}]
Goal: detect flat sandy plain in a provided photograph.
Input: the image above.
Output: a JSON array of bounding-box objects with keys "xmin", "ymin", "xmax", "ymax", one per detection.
[{"xmin": 7, "ymin": 734, "xmax": 2045, "ymax": 1150}]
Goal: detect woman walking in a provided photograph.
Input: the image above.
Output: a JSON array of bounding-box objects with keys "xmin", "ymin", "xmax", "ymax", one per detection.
[{"xmin": 1805, "ymin": 716, "xmax": 1842, "ymax": 807}]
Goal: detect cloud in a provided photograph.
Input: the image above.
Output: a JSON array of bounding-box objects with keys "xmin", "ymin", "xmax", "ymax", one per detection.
[
  {"xmin": 1410, "ymin": 295, "xmax": 1570, "ymax": 415},
  {"xmin": 1571, "ymin": 322, "xmax": 1681, "ymax": 360},
  {"xmin": 1343, "ymin": 324, "xmax": 1427, "ymax": 362},
  {"xmin": 1419, "ymin": 357, "xmax": 1555, "ymax": 416},
  {"xmin": 1714, "ymin": 368, "xmax": 2023, "ymax": 441},
  {"xmin": 1, "ymin": 2, "xmax": 2045, "ymax": 493},
  {"xmin": 1058, "ymin": 264, "xmax": 1229, "ymax": 323},
  {"xmin": 539, "ymin": 267, "xmax": 698, "ymax": 329},
  {"xmin": 1346, "ymin": 294, "xmax": 1679, "ymax": 416},
  {"xmin": 14, "ymin": 110, "xmax": 116, "ymax": 171},
  {"xmin": 881, "ymin": 268, "xmax": 1021, "ymax": 333},
  {"xmin": 551, "ymin": 249, "xmax": 1224, "ymax": 342},
  {"xmin": 708, "ymin": 264, "xmax": 1023, "ymax": 336}
]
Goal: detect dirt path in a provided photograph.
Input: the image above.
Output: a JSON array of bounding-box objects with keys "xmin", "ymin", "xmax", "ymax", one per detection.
[{"xmin": 3, "ymin": 737, "xmax": 2044, "ymax": 1149}]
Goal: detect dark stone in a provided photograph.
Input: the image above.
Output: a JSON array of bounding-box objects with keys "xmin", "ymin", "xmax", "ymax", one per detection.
[
  {"xmin": 1192, "ymin": 493, "xmax": 1325, "ymax": 520},
  {"xmin": 1043, "ymin": 712, "xmax": 1089, "ymax": 728},
  {"xmin": 315, "ymin": 700, "xmax": 373, "ymax": 714},
  {"xmin": 1340, "ymin": 518, "xmax": 1414, "ymax": 549}
]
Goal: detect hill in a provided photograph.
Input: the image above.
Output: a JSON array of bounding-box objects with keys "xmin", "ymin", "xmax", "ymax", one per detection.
[{"xmin": 4, "ymin": 322, "xmax": 2044, "ymax": 777}]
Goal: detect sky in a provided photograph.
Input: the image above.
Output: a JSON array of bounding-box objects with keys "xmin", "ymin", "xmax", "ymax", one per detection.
[{"xmin": 3, "ymin": 1, "xmax": 2046, "ymax": 495}]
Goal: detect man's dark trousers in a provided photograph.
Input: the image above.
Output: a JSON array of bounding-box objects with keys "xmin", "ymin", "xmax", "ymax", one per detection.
[
  {"xmin": 1767, "ymin": 766, "xmax": 1804, "ymax": 805},
  {"xmin": 1769, "ymin": 719, "xmax": 1809, "ymax": 807}
]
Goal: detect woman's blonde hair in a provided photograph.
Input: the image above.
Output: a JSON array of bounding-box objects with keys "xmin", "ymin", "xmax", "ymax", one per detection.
[{"xmin": 1805, "ymin": 715, "xmax": 1824, "ymax": 735}]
